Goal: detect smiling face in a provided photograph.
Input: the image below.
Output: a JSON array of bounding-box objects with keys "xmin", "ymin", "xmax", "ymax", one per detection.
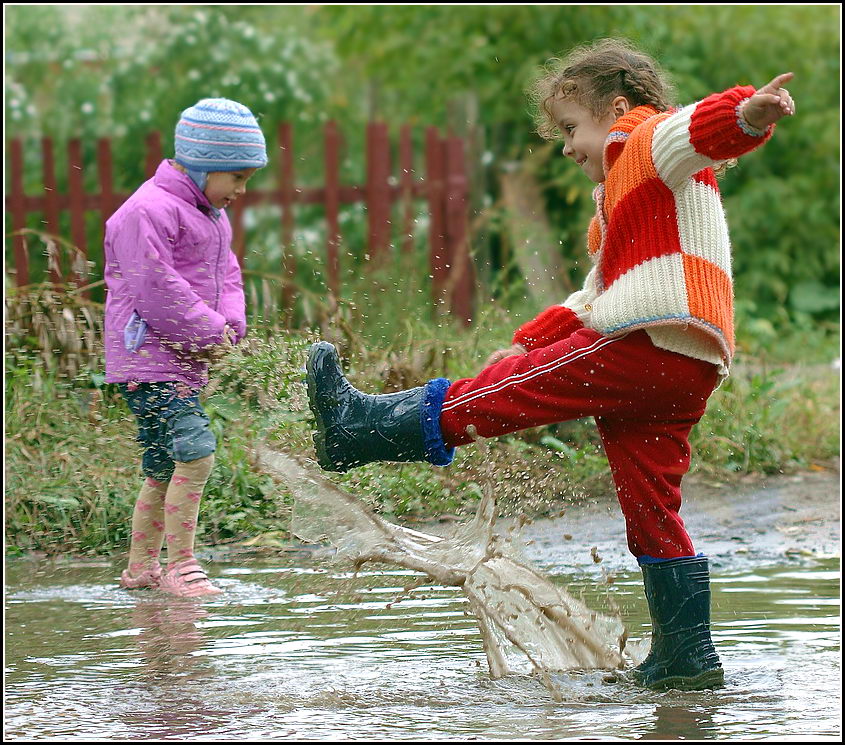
[
  {"xmin": 203, "ymin": 168, "xmax": 258, "ymax": 209},
  {"xmin": 548, "ymin": 96, "xmax": 629, "ymax": 183}
]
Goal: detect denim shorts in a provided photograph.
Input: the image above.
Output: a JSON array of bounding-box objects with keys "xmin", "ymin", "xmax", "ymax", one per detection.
[{"xmin": 119, "ymin": 382, "xmax": 217, "ymax": 480}]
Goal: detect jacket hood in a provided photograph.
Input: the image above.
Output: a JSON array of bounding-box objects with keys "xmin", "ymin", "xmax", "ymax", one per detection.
[{"xmin": 152, "ymin": 159, "xmax": 216, "ymax": 214}]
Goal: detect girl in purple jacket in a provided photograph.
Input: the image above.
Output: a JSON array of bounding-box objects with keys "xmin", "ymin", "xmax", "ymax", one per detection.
[{"xmin": 104, "ymin": 98, "xmax": 266, "ymax": 597}]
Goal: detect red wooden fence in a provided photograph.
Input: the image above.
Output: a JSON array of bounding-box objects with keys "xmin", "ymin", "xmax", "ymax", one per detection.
[{"xmin": 5, "ymin": 122, "xmax": 475, "ymax": 324}]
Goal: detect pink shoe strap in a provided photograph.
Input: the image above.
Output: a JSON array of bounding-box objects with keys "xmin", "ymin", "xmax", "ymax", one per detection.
[{"xmin": 170, "ymin": 559, "xmax": 211, "ymax": 584}]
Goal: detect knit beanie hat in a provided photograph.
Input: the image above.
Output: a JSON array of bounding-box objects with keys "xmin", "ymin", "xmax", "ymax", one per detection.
[{"xmin": 174, "ymin": 98, "xmax": 267, "ymax": 188}]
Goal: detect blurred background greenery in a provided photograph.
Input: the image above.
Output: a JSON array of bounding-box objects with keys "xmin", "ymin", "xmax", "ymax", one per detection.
[{"xmin": 5, "ymin": 4, "xmax": 840, "ymax": 339}]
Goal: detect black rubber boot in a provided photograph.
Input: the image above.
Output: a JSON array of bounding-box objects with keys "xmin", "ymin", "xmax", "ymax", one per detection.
[
  {"xmin": 306, "ymin": 341, "xmax": 453, "ymax": 472},
  {"xmin": 630, "ymin": 555, "xmax": 724, "ymax": 691}
]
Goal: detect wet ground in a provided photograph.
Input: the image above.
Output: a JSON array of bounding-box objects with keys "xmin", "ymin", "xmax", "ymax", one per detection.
[{"xmin": 4, "ymin": 468, "xmax": 841, "ymax": 740}]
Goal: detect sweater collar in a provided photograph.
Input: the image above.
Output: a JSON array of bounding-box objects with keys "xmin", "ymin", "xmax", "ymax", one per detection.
[{"xmin": 602, "ymin": 104, "xmax": 661, "ymax": 174}]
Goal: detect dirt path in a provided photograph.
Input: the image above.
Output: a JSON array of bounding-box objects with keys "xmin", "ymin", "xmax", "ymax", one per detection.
[{"xmin": 503, "ymin": 464, "xmax": 841, "ymax": 574}]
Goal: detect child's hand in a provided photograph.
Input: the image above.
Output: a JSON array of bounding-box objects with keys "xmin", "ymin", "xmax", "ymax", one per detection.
[
  {"xmin": 199, "ymin": 325, "xmax": 236, "ymax": 363},
  {"xmin": 484, "ymin": 343, "xmax": 527, "ymax": 367},
  {"xmin": 740, "ymin": 72, "xmax": 796, "ymax": 131}
]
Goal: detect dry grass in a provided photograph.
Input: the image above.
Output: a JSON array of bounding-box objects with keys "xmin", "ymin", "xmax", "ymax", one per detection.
[{"xmin": 6, "ymin": 282, "xmax": 104, "ymax": 380}]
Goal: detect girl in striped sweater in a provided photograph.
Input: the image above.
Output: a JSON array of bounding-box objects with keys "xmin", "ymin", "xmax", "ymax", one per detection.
[{"xmin": 306, "ymin": 39, "xmax": 795, "ymax": 690}]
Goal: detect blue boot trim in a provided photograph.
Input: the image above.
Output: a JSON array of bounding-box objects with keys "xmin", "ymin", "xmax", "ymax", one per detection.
[
  {"xmin": 638, "ymin": 553, "xmax": 704, "ymax": 566},
  {"xmin": 420, "ymin": 378, "xmax": 455, "ymax": 467}
]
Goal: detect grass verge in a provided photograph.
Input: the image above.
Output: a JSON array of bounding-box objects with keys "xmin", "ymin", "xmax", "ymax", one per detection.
[{"xmin": 4, "ymin": 292, "xmax": 840, "ymax": 557}]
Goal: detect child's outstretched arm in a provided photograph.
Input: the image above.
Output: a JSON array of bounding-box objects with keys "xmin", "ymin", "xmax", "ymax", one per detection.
[{"xmin": 649, "ymin": 73, "xmax": 796, "ymax": 190}]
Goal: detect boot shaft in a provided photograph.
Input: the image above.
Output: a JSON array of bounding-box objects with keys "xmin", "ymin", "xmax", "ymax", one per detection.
[
  {"xmin": 636, "ymin": 555, "xmax": 723, "ymax": 690},
  {"xmin": 641, "ymin": 555, "xmax": 713, "ymax": 631}
]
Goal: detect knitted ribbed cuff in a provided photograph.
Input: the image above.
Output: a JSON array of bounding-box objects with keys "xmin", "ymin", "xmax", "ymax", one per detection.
[
  {"xmin": 735, "ymin": 99, "xmax": 770, "ymax": 137},
  {"xmin": 421, "ymin": 378, "xmax": 455, "ymax": 467},
  {"xmin": 688, "ymin": 85, "xmax": 775, "ymax": 161}
]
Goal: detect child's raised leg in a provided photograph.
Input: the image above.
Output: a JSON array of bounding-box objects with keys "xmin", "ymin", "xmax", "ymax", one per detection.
[{"xmin": 306, "ymin": 329, "xmax": 724, "ymax": 688}]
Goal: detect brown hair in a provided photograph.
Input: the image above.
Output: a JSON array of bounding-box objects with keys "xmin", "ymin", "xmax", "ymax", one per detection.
[{"xmin": 529, "ymin": 38, "xmax": 675, "ymax": 141}]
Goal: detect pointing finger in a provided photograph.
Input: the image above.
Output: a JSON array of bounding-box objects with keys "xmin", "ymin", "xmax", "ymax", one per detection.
[{"xmin": 761, "ymin": 72, "xmax": 794, "ymax": 93}]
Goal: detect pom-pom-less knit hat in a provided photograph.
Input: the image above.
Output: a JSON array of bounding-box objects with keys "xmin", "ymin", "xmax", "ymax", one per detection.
[{"xmin": 174, "ymin": 98, "xmax": 267, "ymax": 174}]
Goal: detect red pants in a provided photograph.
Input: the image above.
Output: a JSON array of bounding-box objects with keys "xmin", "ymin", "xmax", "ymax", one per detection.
[{"xmin": 439, "ymin": 329, "xmax": 719, "ymax": 559}]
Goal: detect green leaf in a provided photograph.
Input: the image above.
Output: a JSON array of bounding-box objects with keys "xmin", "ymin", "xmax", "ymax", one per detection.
[
  {"xmin": 540, "ymin": 435, "xmax": 578, "ymax": 459},
  {"xmin": 33, "ymin": 494, "xmax": 81, "ymax": 509}
]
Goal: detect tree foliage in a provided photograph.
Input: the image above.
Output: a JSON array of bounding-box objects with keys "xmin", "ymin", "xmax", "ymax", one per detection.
[
  {"xmin": 5, "ymin": 4, "xmax": 840, "ymax": 326},
  {"xmin": 312, "ymin": 4, "xmax": 841, "ymax": 322}
]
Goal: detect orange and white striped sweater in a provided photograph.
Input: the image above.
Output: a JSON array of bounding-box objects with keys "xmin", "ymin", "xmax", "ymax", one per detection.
[{"xmin": 514, "ymin": 85, "xmax": 774, "ymax": 376}]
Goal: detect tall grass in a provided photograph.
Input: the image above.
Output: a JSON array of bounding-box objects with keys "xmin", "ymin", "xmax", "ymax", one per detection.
[{"xmin": 4, "ymin": 272, "xmax": 840, "ymax": 556}]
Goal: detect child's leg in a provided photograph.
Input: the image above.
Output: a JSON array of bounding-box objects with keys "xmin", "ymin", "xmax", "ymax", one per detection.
[
  {"xmin": 120, "ymin": 382, "xmax": 181, "ymax": 583},
  {"xmin": 120, "ymin": 382, "xmax": 217, "ymax": 582},
  {"xmin": 157, "ymin": 384, "xmax": 218, "ymax": 565},
  {"xmin": 159, "ymin": 454, "xmax": 222, "ymax": 597},
  {"xmin": 163, "ymin": 454, "xmax": 215, "ymax": 563},
  {"xmin": 149, "ymin": 385, "xmax": 223, "ymax": 597},
  {"xmin": 439, "ymin": 328, "xmax": 716, "ymax": 447},
  {"xmin": 127, "ymin": 476, "xmax": 168, "ymax": 574},
  {"xmin": 307, "ymin": 329, "xmax": 717, "ymax": 472},
  {"xmin": 595, "ymin": 416, "xmax": 701, "ymax": 559},
  {"xmin": 440, "ymin": 328, "xmax": 714, "ymax": 559}
]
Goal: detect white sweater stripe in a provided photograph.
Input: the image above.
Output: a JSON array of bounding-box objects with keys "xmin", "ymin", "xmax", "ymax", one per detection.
[
  {"xmin": 652, "ymin": 104, "xmax": 721, "ymax": 190},
  {"xmin": 674, "ymin": 179, "xmax": 732, "ymax": 275}
]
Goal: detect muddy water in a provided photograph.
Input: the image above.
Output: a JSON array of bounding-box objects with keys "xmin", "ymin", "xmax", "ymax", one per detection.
[{"xmin": 4, "ymin": 554, "xmax": 840, "ymax": 740}]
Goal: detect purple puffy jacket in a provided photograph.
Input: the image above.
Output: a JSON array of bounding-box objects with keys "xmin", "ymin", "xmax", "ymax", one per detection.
[{"xmin": 103, "ymin": 160, "xmax": 247, "ymax": 388}]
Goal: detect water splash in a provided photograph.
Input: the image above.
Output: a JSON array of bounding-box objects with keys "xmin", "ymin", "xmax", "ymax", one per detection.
[{"xmin": 256, "ymin": 443, "xmax": 642, "ymax": 699}]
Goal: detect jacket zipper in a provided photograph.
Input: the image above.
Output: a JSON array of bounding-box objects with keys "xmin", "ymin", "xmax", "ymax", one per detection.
[{"xmin": 213, "ymin": 214, "xmax": 224, "ymax": 311}]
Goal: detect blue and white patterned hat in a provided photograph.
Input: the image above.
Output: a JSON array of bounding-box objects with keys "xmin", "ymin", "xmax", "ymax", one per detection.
[{"xmin": 174, "ymin": 98, "xmax": 267, "ymax": 174}]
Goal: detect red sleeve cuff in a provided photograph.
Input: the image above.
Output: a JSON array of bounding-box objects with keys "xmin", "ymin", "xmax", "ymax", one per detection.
[
  {"xmin": 512, "ymin": 305, "xmax": 584, "ymax": 351},
  {"xmin": 688, "ymin": 85, "xmax": 775, "ymax": 162}
]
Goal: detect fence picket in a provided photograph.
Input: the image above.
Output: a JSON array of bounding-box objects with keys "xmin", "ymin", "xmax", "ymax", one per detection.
[
  {"xmin": 8, "ymin": 138, "xmax": 29, "ymax": 286},
  {"xmin": 67, "ymin": 139, "xmax": 88, "ymax": 294},
  {"xmin": 144, "ymin": 132, "xmax": 162, "ymax": 179},
  {"xmin": 425, "ymin": 127, "xmax": 447, "ymax": 311},
  {"xmin": 400, "ymin": 124, "xmax": 415, "ymax": 255},
  {"xmin": 5, "ymin": 123, "xmax": 474, "ymax": 323},
  {"xmin": 366, "ymin": 121, "xmax": 392, "ymax": 264},
  {"xmin": 97, "ymin": 139, "xmax": 115, "ymax": 231},
  {"xmin": 445, "ymin": 136, "xmax": 474, "ymax": 326},
  {"xmin": 324, "ymin": 120, "xmax": 341, "ymax": 297},
  {"xmin": 41, "ymin": 138, "xmax": 62, "ymax": 284},
  {"xmin": 278, "ymin": 123, "xmax": 296, "ymax": 314}
]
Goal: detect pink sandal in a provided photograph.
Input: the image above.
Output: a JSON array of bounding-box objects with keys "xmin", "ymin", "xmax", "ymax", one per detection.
[
  {"xmin": 120, "ymin": 561, "xmax": 163, "ymax": 589},
  {"xmin": 159, "ymin": 558, "xmax": 222, "ymax": 597}
]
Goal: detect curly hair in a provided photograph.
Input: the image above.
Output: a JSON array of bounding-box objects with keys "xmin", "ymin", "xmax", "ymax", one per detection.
[{"xmin": 529, "ymin": 38, "xmax": 675, "ymax": 141}]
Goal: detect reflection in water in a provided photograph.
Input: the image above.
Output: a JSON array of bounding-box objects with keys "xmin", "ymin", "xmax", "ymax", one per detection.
[
  {"xmin": 641, "ymin": 705, "xmax": 716, "ymax": 740},
  {"xmin": 3, "ymin": 557, "xmax": 840, "ymax": 740},
  {"xmin": 125, "ymin": 599, "xmax": 268, "ymax": 740},
  {"xmin": 131, "ymin": 599, "xmax": 210, "ymax": 680}
]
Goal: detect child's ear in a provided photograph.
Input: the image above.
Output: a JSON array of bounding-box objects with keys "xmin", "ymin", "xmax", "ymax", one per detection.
[{"xmin": 611, "ymin": 96, "xmax": 632, "ymax": 119}]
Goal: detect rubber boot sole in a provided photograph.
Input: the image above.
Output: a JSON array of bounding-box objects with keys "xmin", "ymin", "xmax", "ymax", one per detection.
[
  {"xmin": 305, "ymin": 347, "xmax": 340, "ymax": 472},
  {"xmin": 646, "ymin": 667, "xmax": 725, "ymax": 691}
]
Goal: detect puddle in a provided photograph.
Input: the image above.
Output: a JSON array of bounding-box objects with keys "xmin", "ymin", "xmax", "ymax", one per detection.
[{"xmin": 4, "ymin": 553, "xmax": 840, "ymax": 739}]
